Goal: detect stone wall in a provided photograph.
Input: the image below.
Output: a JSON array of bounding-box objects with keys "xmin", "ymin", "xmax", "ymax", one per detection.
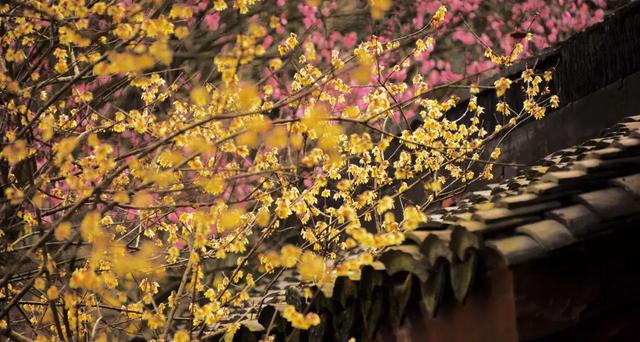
[{"xmin": 456, "ymin": 1, "xmax": 640, "ymax": 181}]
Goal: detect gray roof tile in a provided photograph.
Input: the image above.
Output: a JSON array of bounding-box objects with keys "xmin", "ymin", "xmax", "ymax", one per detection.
[
  {"xmin": 485, "ymin": 235, "xmax": 546, "ymax": 265},
  {"xmin": 545, "ymin": 204, "xmax": 600, "ymax": 236},
  {"xmin": 610, "ymin": 173, "xmax": 640, "ymax": 199},
  {"xmin": 472, "ymin": 201, "xmax": 561, "ymax": 223},
  {"xmin": 540, "ymin": 170, "xmax": 587, "ymax": 184},
  {"xmin": 515, "ymin": 220, "xmax": 576, "ymax": 250},
  {"xmin": 575, "ymin": 187, "xmax": 640, "ymax": 220}
]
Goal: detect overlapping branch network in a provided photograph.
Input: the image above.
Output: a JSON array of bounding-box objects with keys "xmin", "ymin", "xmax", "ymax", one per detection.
[{"xmin": 0, "ymin": 0, "xmax": 604, "ymax": 340}]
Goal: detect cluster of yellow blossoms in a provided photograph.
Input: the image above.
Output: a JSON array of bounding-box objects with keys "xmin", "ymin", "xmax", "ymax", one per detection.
[{"xmin": 0, "ymin": 0, "xmax": 560, "ymax": 340}]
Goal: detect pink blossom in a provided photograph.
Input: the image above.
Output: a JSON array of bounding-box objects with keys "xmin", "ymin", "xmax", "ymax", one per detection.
[
  {"xmin": 204, "ymin": 12, "xmax": 220, "ymax": 31},
  {"xmin": 263, "ymin": 35, "xmax": 274, "ymax": 49},
  {"xmin": 299, "ymin": 3, "xmax": 318, "ymax": 28},
  {"xmin": 174, "ymin": 239, "xmax": 185, "ymax": 250},
  {"xmin": 453, "ymin": 30, "xmax": 476, "ymax": 45},
  {"xmin": 342, "ymin": 32, "xmax": 357, "ymax": 49}
]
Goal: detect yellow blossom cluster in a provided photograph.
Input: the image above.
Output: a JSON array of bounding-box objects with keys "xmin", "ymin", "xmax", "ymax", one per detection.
[
  {"xmin": 0, "ymin": 0, "xmax": 560, "ymax": 339},
  {"xmin": 282, "ymin": 305, "xmax": 321, "ymax": 330}
]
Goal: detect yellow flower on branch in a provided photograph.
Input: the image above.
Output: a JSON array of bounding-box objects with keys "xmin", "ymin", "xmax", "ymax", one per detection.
[
  {"xmin": 494, "ymin": 77, "xmax": 512, "ymax": 97},
  {"xmin": 376, "ymin": 196, "xmax": 394, "ymax": 215},
  {"xmin": 402, "ymin": 206, "xmax": 427, "ymax": 231},
  {"xmin": 370, "ymin": 0, "xmax": 391, "ymax": 19},
  {"xmin": 149, "ymin": 40, "xmax": 173, "ymax": 65},
  {"xmin": 431, "ymin": 5, "xmax": 447, "ymax": 27},
  {"xmin": 80, "ymin": 211, "xmax": 103, "ymax": 243},
  {"xmin": 238, "ymin": 83, "xmax": 260, "ymax": 111},
  {"xmin": 280, "ymin": 245, "xmax": 302, "ymax": 267},
  {"xmin": 297, "ymin": 251, "xmax": 326, "ymax": 284},
  {"xmin": 54, "ymin": 222, "xmax": 72, "ymax": 241},
  {"xmin": 218, "ymin": 207, "xmax": 244, "ymax": 232},
  {"xmin": 190, "ymin": 85, "xmax": 209, "ymax": 106},
  {"xmin": 174, "ymin": 330, "xmax": 190, "ymax": 342},
  {"xmin": 490, "ymin": 147, "xmax": 501, "ymax": 160},
  {"xmin": 278, "ymin": 33, "xmax": 298, "ymax": 56},
  {"xmin": 282, "ymin": 305, "xmax": 321, "ymax": 330},
  {"xmin": 169, "ymin": 4, "xmax": 193, "ymax": 19}
]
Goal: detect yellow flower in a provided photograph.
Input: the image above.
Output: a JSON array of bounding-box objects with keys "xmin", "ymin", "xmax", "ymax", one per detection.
[
  {"xmin": 219, "ymin": 207, "xmax": 244, "ymax": 232},
  {"xmin": 54, "ymin": 60, "xmax": 68, "ymax": 74},
  {"xmin": 141, "ymin": 16, "xmax": 174, "ymax": 39},
  {"xmin": 91, "ymin": 2, "xmax": 106, "ymax": 14},
  {"xmin": 54, "ymin": 222, "xmax": 72, "ymax": 241},
  {"xmin": 402, "ymin": 206, "xmax": 427, "ymax": 231},
  {"xmin": 132, "ymin": 191, "xmax": 152, "ymax": 206},
  {"xmin": 342, "ymin": 105, "xmax": 360, "ymax": 118},
  {"xmin": 47, "ymin": 286, "xmax": 59, "ymax": 300},
  {"xmin": 113, "ymin": 23, "xmax": 134, "ymax": 40},
  {"xmin": 139, "ymin": 278, "xmax": 159, "ymax": 304},
  {"xmin": 149, "ymin": 40, "xmax": 173, "ymax": 65},
  {"xmin": 190, "ymin": 85, "xmax": 209, "ymax": 106},
  {"xmin": 431, "ymin": 5, "xmax": 447, "ymax": 27},
  {"xmin": 376, "ymin": 196, "xmax": 394, "ymax": 215},
  {"xmin": 142, "ymin": 309, "xmax": 166, "ymax": 329},
  {"xmin": 496, "ymin": 101, "xmax": 510, "ymax": 115},
  {"xmin": 255, "ymin": 207, "xmax": 270, "ymax": 227},
  {"xmin": 100, "ymin": 215, "xmax": 114, "ymax": 225},
  {"xmin": 370, "ymin": 0, "xmax": 391, "ymax": 19},
  {"xmin": 282, "ymin": 305, "xmax": 321, "ymax": 330},
  {"xmin": 202, "ymin": 176, "xmax": 225, "ymax": 195},
  {"xmin": 34, "ymin": 277, "xmax": 46, "ymax": 291},
  {"xmin": 350, "ymin": 60, "xmax": 373, "ymax": 85},
  {"xmin": 275, "ymin": 198, "xmax": 292, "ymax": 219},
  {"xmin": 214, "ymin": 0, "xmax": 228, "ymax": 11},
  {"xmin": 238, "ymin": 83, "xmax": 260, "ymax": 111},
  {"xmin": 169, "ymin": 4, "xmax": 193, "ymax": 19},
  {"xmin": 80, "ymin": 211, "xmax": 103, "ymax": 243},
  {"xmin": 280, "ymin": 245, "xmax": 302, "ymax": 267},
  {"xmin": 175, "ymin": 26, "xmax": 190, "ymax": 39},
  {"xmin": 2, "ymin": 139, "xmax": 34, "ymax": 165},
  {"xmin": 490, "ymin": 147, "xmax": 501, "ymax": 160},
  {"xmin": 59, "ymin": 26, "xmax": 90, "ymax": 47},
  {"xmin": 223, "ymin": 322, "xmax": 240, "ymax": 342},
  {"xmin": 4, "ymin": 187, "xmax": 24, "ymax": 205},
  {"xmin": 494, "ymin": 77, "xmax": 512, "ymax": 97},
  {"xmin": 297, "ymin": 251, "xmax": 325, "ymax": 283},
  {"xmin": 278, "ymin": 33, "xmax": 298, "ymax": 56},
  {"xmin": 69, "ymin": 269, "xmax": 102, "ymax": 290}
]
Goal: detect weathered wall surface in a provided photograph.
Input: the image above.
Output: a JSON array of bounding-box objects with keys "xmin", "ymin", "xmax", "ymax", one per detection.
[
  {"xmin": 474, "ymin": 1, "xmax": 640, "ymax": 180},
  {"xmin": 496, "ymin": 70, "xmax": 640, "ymax": 179}
]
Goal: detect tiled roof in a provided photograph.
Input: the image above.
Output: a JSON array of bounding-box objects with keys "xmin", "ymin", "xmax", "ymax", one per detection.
[{"xmin": 206, "ymin": 115, "xmax": 640, "ymax": 341}]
